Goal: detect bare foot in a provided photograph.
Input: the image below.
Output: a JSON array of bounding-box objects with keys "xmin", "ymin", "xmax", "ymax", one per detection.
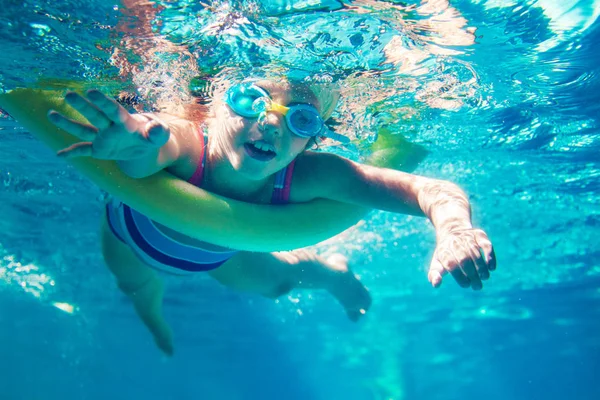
[
  {"xmin": 326, "ymin": 254, "xmax": 372, "ymax": 321},
  {"xmin": 124, "ymin": 276, "xmax": 174, "ymax": 355}
]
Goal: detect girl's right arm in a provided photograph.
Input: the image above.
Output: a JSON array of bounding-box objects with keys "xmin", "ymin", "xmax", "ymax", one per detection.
[{"xmin": 48, "ymin": 90, "xmax": 201, "ymax": 178}]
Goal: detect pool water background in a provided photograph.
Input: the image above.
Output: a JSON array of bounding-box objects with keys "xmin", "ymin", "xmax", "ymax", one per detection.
[{"xmin": 1, "ymin": 1, "xmax": 599, "ymax": 399}]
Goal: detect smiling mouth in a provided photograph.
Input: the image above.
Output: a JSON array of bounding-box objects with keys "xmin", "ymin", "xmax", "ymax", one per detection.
[{"xmin": 244, "ymin": 141, "xmax": 277, "ymax": 162}]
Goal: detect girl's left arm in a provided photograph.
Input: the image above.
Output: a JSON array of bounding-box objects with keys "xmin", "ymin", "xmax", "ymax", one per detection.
[{"xmin": 293, "ymin": 152, "xmax": 496, "ymax": 290}]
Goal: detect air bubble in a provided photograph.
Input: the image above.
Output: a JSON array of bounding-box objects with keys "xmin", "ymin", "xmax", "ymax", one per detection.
[{"xmin": 29, "ymin": 23, "xmax": 51, "ymax": 37}]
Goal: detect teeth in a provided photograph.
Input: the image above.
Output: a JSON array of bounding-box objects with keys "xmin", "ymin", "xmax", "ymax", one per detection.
[{"xmin": 253, "ymin": 140, "xmax": 276, "ymax": 153}]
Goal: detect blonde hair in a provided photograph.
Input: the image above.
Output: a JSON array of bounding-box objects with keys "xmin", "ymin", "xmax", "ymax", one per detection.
[{"xmin": 307, "ymin": 82, "xmax": 340, "ymax": 121}]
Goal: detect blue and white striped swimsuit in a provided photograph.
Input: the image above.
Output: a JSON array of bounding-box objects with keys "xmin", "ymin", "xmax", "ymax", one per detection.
[{"xmin": 105, "ymin": 130, "xmax": 296, "ymax": 274}]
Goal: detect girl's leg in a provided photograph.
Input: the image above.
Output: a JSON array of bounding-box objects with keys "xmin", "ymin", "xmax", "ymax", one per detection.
[
  {"xmin": 100, "ymin": 215, "xmax": 173, "ymax": 355},
  {"xmin": 208, "ymin": 250, "xmax": 371, "ymax": 320}
]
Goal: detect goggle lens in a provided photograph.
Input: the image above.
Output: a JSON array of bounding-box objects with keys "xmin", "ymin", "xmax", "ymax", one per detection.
[
  {"xmin": 288, "ymin": 108, "xmax": 321, "ymax": 137},
  {"xmin": 227, "ymin": 85, "xmax": 268, "ymax": 117}
]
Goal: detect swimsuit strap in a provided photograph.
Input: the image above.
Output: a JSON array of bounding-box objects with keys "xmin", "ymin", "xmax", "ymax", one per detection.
[
  {"xmin": 187, "ymin": 125, "xmax": 208, "ymax": 187},
  {"xmin": 271, "ymin": 159, "xmax": 296, "ymax": 205}
]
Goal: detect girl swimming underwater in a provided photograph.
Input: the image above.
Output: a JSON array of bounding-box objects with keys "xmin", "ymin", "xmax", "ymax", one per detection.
[{"xmin": 48, "ymin": 78, "xmax": 496, "ymax": 355}]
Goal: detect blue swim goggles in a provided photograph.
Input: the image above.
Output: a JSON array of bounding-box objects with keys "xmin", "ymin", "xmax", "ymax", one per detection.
[{"xmin": 224, "ymin": 82, "xmax": 349, "ymax": 143}]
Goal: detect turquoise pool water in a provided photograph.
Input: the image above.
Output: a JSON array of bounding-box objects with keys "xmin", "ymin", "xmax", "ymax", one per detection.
[{"xmin": 1, "ymin": 1, "xmax": 599, "ymax": 399}]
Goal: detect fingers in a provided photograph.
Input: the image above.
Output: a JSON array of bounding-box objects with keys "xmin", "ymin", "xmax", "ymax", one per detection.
[
  {"xmin": 61, "ymin": 90, "xmax": 132, "ymax": 131},
  {"xmin": 427, "ymin": 259, "xmax": 445, "ymax": 288},
  {"xmin": 474, "ymin": 233, "xmax": 493, "ymax": 280},
  {"xmin": 48, "ymin": 110, "xmax": 97, "ymax": 140},
  {"xmin": 428, "ymin": 256, "xmax": 471, "ymax": 289},
  {"xmin": 450, "ymin": 267, "xmax": 472, "ymax": 288},
  {"xmin": 474, "ymin": 252, "xmax": 490, "ymax": 280},
  {"xmin": 477, "ymin": 235, "xmax": 496, "ymax": 271},
  {"xmin": 57, "ymin": 142, "xmax": 94, "ymax": 158},
  {"xmin": 86, "ymin": 89, "xmax": 130, "ymax": 126},
  {"xmin": 460, "ymin": 255, "xmax": 483, "ymax": 290},
  {"xmin": 144, "ymin": 119, "xmax": 170, "ymax": 147},
  {"xmin": 64, "ymin": 91, "xmax": 113, "ymax": 130},
  {"xmin": 429, "ymin": 229, "xmax": 495, "ymax": 291},
  {"xmin": 430, "ymin": 247, "xmax": 474, "ymax": 290}
]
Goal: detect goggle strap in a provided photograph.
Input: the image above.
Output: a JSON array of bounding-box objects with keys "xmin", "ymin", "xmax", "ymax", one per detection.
[{"xmin": 321, "ymin": 127, "xmax": 351, "ymax": 143}]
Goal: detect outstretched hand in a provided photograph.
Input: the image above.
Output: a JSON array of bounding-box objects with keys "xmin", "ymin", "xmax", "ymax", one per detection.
[
  {"xmin": 428, "ymin": 228, "xmax": 496, "ymax": 290},
  {"xmin": 48, "ymin": 90, "xmax": 169, "ymax": 160}
]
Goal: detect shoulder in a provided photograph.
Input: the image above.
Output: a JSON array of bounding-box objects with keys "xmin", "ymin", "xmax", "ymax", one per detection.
[
  {"xmin": 294, "ymin": 151, "xmax": 357, "ymax": 175},
  {"xmin": 289, "ymin": 151, "xmax": 362, "ymax": 203}
]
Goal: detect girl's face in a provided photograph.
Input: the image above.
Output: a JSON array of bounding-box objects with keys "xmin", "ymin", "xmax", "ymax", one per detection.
[{"xmin": 211, "ymin": 80, "xmax": 322, "ymax": 180}]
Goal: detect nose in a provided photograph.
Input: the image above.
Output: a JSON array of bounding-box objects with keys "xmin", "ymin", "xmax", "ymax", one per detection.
[{"xmin": 257, "ymin": 111, "xmax": 283, "ymax": 137}]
